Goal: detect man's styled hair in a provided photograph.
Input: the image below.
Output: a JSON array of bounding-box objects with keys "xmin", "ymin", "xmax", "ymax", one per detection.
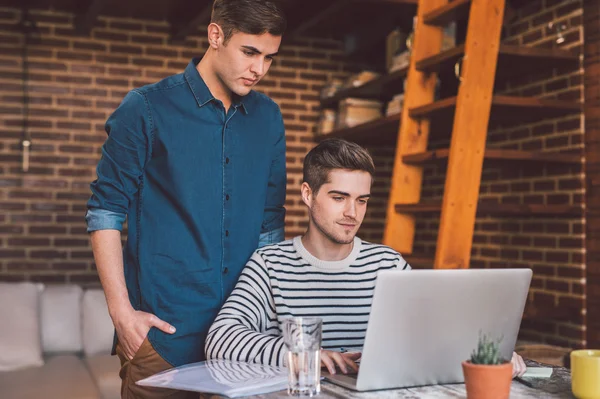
[
  {"xmin": 303, "ymin": 138, "xmax": 376, "ymax": 194},
  {"xmin": 211, "ymin": 0, "xmax": 287, "ymax": 43}
]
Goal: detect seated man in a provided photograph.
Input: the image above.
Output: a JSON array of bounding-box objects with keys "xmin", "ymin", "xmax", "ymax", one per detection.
[{"xmin": 205, "ymin": 138, "xmax": 526, "ymax": 378}]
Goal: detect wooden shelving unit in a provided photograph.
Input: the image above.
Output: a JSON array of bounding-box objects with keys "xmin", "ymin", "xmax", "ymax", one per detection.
[
  {"xmin": 312, "ymin": 0, "xmax": 584, "ymax": 275},
  {"xmin": 409, "ymin": 95, "xmax": 582, "ymax": 125},
  {"xmin": 416, "ymin": 44, "xmax": 579, "ymax": 82},
  {"xmin": 319, "ymin": 48, "xmax": 578, "ymax": 142}
]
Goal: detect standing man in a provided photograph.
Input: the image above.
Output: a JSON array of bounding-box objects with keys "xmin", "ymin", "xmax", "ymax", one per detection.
[{"xmin": 86, "ymin": 1, "xmax": 287, "ymax": 397}]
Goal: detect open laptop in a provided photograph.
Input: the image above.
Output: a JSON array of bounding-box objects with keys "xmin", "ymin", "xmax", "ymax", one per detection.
[{"xmin": 323, "ymin": 268, "xmax": 532, "ymax": 391}]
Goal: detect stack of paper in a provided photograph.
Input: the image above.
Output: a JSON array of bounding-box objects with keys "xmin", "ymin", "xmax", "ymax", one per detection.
[{"xmin": 136, "ymin": 359, "xmax": 288, "ymax": 398}]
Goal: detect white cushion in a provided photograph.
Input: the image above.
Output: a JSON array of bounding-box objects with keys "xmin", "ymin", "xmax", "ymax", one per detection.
[
  {"xmin": 0, "ymin": 282, "xmax": 44, "ymax": 371},
  {"xmin": 0, "ymin": 355, "xmax": 100, "ymax": 398},
  {"xmin": 85, "ymin": 354, "xmax": 121, "ymax": 399},
  {"xmin": 41, "ymin": 285, "xmax": 83, "ymax": 353},
  {"xmin": 82, "ymin": 289, "xmax": 114, "ymax": 357}
]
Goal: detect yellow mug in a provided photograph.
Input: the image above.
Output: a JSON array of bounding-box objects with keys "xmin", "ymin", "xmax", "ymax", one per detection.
[{"xmin": 572, "ymin": 350, "xmax": 600, "ymax": 399}]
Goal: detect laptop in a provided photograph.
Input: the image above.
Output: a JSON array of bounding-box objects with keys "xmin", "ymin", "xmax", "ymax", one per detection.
[{"xmin": 323, "ymin": 268, "xmax": 532, "ymax": 391}]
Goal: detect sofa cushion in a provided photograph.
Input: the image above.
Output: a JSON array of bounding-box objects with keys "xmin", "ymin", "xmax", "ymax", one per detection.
[
  {"xmin": 82, "ymin": 289, "xmax": 114, "ymax": 357},
  {"xmin": 0, "ymin": 282, "xmax": 44, "ymax": 372},
  {"xmin": 0, "ymin": 355, "xmax": 99, "ymax": 399},
  {"xmin": 41, "ymin": 285, "xmax": 83, "ymax": 353},
  {"xmin": 85, "ymin": 354, "xmax": 121, "ymax": 399}
]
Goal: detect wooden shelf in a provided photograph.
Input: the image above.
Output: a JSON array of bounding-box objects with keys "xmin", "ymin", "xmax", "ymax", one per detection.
[
  {"xmin": 423, "ymin": 0, "xmax": 470, "ymax": 26},
  {"xmin": 403, "ymin": 149, "xmax": 582, "ymax": 165},
  {"xmin": 320, "ymin": 67, "xmax": 409, "ymax": 109},
  {"xmin": 315, "ymin": 113, "xmax": 400, "ymax": 144},
  {"xmin": 395, "ymin": 201, "xmax": 583, "ymax": 217},
  {"xmin": 409, "ymin": 95, "xmax": 582, "ymax": 125},
  {"xmin": 416, "ymin": 44, "xmax": 579, "ymax": 82},
  {"xmin": 315, "ymin": 94, "xmax": 582, "ymax": 146}
]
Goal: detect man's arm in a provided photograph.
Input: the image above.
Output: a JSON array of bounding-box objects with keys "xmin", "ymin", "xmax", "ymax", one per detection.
[
  {"xmin": 87, "ymin": 91, "xmax": 174, "ymax": 360},
  {"xmin": 258, "ymin": 110, "xmax": 286, "ymax": 248},
  {"xmin": 205, "ymin": 251, "xmax": 286, "ymax": 366}
]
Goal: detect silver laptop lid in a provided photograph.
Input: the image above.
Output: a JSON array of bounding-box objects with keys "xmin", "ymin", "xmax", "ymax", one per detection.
[{"xmin": 355, "ymin": 268, "xmax": 532, "ymax": 391}]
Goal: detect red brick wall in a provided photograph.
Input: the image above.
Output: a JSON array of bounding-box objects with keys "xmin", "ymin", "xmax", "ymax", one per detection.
[
  {"xmin": 0, "ymin": 1, "xmax": 587, "ymax": 348},
  {"xmin": 0, "ymin": 8, "xmax": 356, "ymax": 285}
]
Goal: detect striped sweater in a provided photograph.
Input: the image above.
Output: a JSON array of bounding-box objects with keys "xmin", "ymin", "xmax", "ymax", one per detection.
[{"xmin": 205, "ymin": 236, "xmax": 411, "ymax": 367}]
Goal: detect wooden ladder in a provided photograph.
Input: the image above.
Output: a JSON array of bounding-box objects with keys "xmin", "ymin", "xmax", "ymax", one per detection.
[{"xmin": 382, "ymin": 0, "xmax": 581, "ymax": 269}]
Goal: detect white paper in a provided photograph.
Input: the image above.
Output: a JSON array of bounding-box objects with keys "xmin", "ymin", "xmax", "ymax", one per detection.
[
  {"xmin": 522, "ymin": 367, "xmax": 553, "ymax": 379},
  {"xmin": 136, "ymin": 359, "xmax": 288, "ymax": 397}
]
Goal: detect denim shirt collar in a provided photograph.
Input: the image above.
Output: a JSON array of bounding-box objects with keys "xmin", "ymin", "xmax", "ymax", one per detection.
[{"xmin": 184, "ymin": 58, "xmax": 248, "ymax": 114}]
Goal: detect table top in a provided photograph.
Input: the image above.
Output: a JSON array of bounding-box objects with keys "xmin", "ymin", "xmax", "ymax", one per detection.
[{"xmin": 200, "ymin": 360, "xmax": 573, "ymax": 399}]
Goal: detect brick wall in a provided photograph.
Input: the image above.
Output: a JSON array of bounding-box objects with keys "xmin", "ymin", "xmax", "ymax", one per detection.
[
  {"xmin": 0, "ymin": 8, "xmax": 357, "ymax": 285},
  {"xmin": 0, "ymin": 0, "xmax": 587, "ymax": 348},
  {"xmin": 583, "ymin": 0, "xmax": 600, "ymax": 349},
  {"xmin": 413, "ymin": 0, "xmax": 586, "ymax": 348}
]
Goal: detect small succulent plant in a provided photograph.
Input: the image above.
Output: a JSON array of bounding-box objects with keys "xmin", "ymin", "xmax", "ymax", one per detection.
[{"xmin": 470, "ymin": 333, "xmax": 507, "ymax": 365}]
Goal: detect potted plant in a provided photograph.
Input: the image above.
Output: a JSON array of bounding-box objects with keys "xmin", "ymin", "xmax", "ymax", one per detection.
[{"xmin": 462, "ymin": 333, "xmax": 513, "ymax": 399}]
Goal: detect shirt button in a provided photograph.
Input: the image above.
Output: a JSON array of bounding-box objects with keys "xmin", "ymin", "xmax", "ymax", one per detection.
[
  {"xmin": 226, "ymin": 194, "xmax": 230, "ymax": 201},
  {"xmin": 225, "ymin": 157, "xmax": 230, "ymax": 164},
  {"xmin": 223, "ymin": 268, "xmax": 229, "ymax": 275},
  {"xmin": 225, "ymin": 230, "xmax": 229, "ymax": 237}
]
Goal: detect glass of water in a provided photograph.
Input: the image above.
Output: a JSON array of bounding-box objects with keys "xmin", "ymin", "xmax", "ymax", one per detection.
[{"xmin": 282, "ymin": 317, "xmax": 323, "ymax": 397}]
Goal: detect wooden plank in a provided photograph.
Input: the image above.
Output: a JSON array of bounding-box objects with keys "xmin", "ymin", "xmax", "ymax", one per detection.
[
  {"xmin": 395, "ymin": 202, "xmax": 583, "ymax": 217},
  {"xmin": 320, "ymin": 67, "xmax": 409, "ymax": 109},
  {"xmin": 402, "ymin": 148, "xmax": 582, "ymax": 165},
  {"xmin": 423, "ymin": 0, "xmax": 471, "ymax": 26},
  {"xmin": 315, "ymin": 114, "xmax": 400, "ymax": 145},
  {"xmin": 415, "ymin": 45, "xmax": 466, "ymax": 74},
  {"xmin": 408, "ymin": 95, "xmax": 582, "ymax": 124},
  {"xmin": 382, "ymin": 0, "xmax": 448, "ymax": 254},
  {"xmin": 415, "ymin": 44, "xmax": 578, "ymax": 80}
]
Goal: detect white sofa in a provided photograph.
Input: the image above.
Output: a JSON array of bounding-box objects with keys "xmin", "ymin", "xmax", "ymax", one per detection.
[{"xmin": 0, "ymin": 282, "xmax": 121, "ymax": 399}]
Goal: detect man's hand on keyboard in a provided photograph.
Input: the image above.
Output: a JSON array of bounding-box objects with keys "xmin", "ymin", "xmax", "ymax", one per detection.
[{"xmin": 321, "ymin": 350, "xmax": 361, "ymax": 375}]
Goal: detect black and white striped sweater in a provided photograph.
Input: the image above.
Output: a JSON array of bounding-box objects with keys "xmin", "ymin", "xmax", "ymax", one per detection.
[{"xmin": 205, "ymin": 236, "xmax": 411, "ymax": 367}]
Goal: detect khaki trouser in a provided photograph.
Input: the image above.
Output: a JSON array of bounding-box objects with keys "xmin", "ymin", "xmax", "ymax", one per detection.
[{"xmin": 116, "ymin": 337, "xmax": 198, "ymax": 399}]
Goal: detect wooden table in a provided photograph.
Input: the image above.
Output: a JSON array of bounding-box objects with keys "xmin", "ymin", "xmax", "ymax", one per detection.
[{"xmin": 200, "ymin": 361, "xmax": 573, "ymax": 398}]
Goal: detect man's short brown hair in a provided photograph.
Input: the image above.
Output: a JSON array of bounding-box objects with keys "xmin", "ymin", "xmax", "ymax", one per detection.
[
  {"xmin": 211, "ymin": 0, "xmax": 287, "ymax": 43},
  {"xmin": 303, "ymin": 138, "xmax": 376, "ymax": 194}
]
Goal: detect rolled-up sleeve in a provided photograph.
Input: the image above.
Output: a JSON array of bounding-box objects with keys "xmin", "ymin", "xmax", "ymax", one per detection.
[
  {"xmin": 85, "ymin": 209, "xmax": 126, "ymax": 232},
  {"xmin": 260, "ymin": 109, "xmax": 286, "ymax": 237},
  {"xmin": 257, "ymin": 226, "xmax": 284, "ymax": 248},
  {"xmin": 86, "ymin": 90, "xmax": 152, "ymax": 232}
]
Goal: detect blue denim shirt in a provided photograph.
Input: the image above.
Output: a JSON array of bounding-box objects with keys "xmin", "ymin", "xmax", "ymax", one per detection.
[{"xmin": 86, "ymin": 58, "xmax": 286, "ymax": 367}]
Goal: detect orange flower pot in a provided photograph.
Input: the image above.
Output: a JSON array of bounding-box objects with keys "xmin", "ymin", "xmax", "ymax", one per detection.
[{"xmin": 462, "ymin": 361, "xmax": 513, "ymax": 399}]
